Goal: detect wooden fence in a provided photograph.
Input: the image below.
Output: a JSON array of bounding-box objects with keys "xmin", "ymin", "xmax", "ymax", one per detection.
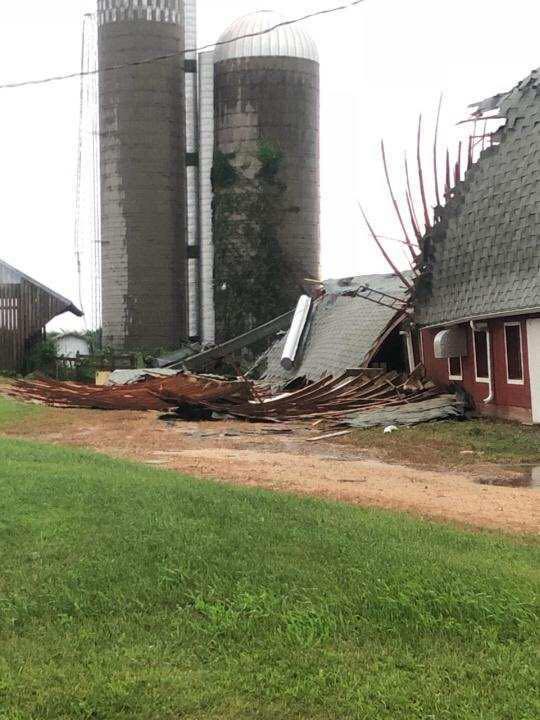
[{"xmin": 54, "ymin": 354, "xmax": 139, "ymax": 382}]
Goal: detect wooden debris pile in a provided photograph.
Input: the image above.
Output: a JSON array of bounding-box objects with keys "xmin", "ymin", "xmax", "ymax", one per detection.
[
  {"xmin": 3, "ymin": 369, "xmax": 445, "ymax": 423},
  {"xmin": 3, "ymin": 373, "xmax": 257, "ymax": 412},
  {"xmin": 199, "ymin": 370, "xmax": 442, "ymax": 422}
]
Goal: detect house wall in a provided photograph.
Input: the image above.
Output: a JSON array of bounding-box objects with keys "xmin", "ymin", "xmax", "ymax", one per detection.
[
  {"xmin": 421, "ymin": 316, "xmax": 535, "ymax": 423},
  {"xmin": 527, "ymin": 319, "xmax": 540, "ymax": 424},
  {"xmin": 55, "ymin": 336, "xmax": 90, "ymax": 358}
]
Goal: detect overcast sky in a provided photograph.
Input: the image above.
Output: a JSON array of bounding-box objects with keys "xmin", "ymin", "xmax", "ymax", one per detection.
[{"xmin": 0, "ymin": 0, "xmax": 538, "ymax": 332}]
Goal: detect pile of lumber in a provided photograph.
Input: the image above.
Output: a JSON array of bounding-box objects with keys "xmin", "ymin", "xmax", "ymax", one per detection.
[
  {"xmin": 2, "ymin": 370, "xmax": 446, "ymax": 423},
  {"xmin": 3, "ymin": 373, "xmax": 256, "ymax": 412},
  {"xmin": 198, "ymin": 370, "xmax": 442, "ymax": 422}
]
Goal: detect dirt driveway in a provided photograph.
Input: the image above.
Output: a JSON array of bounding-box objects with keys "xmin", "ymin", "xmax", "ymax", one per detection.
[{"xmin": 4, "ymin": 405, "xmax": 539, "ymax": 535}]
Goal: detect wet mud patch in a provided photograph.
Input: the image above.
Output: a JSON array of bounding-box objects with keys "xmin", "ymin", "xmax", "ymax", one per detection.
[{"xmin": 476, "ymin": 466, "xmax": 540, "ymax": 490}]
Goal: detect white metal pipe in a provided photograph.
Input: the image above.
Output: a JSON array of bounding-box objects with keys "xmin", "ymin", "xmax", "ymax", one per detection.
[
  {"xmin": 198, "ymin": 50, "xmax": 216, "ymax": 345},
  {"xmin": 470, "ymin": 321, "xmax": 494, "ymax": 404},
  {"xmin": 484, "ymin": 328, "xmax": 494, "ymax": 404},
  {"xmin": 184, "ymin": 0, "xmax": 199, "ymax": 339},
  {"xmin": 281, "ymin": 295, "xmax": 311, "ymax": 370}
]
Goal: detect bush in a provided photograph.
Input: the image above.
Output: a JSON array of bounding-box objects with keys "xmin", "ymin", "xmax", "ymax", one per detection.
[{"xmin": 24, "ymin": 339, "xmax": 58, "ymax": 375}]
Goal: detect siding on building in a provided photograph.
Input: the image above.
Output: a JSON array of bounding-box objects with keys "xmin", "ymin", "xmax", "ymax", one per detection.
[
  {"xmin": 415, "ymin": 70, "xmax": 539, "ymax": 423},
  {"xmin": 0, "ymin": 260, "xmax": 82, "ymax": 373},
  {"xmin": 527, "ymin": 318, "xmax": 540, "ymax": 423},
  {"xmin": 421, "ymin": 317, "xmax": 535, "ymax": 422},
  {"xmin": 55, "ymin": 335, "xmax": 90, "ymax": 358}
]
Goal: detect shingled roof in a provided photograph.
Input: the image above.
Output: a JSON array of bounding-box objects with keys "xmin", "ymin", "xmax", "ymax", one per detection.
[
  {"xmin": 415, "ymin": 68, "xmax": 540, "ymax": 327},
  {"xmin": 262, "ymin": 273, "xmax": 409, "ymax": 388}
]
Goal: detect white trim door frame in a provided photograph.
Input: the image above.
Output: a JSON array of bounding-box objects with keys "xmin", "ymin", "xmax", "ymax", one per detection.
[
  {"xmin": 504, "ymin": 321, "xmax": 525, "ymax": 385},
  {"xmin": 526, "ymin": 319, "xmax": 540, "ymax": 424}
]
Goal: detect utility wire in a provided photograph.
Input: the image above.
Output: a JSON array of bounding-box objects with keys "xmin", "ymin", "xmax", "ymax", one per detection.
[
  {"xmin": 0, "ymin": 0, "xmax": 367, "ymax": 90},
  {"xmin": 73, "ymin": 14, "xmax": 89, "ymax": 326}
]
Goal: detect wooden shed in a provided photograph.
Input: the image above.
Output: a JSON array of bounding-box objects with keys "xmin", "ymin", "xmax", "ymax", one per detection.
[{"xmin": 0, "ymin": 259, "xmax": 83, "ymax": 373}]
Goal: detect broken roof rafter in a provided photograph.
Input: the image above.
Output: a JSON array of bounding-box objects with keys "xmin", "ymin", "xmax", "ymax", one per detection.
[
  {"xmin": 416, "ymin": 114, "xmax": 432, "ymax": 233},
  {"xmin": 380, "ymin": 140, "xmax": 418, "ymax": 261},
  {"xmin": 362, "ymin": 91, "xmax": 494, "ymax": 292},
  {"xmin": 357, "ymin": 203, "xmax": 414, "ymax": 291},
  {"xmin": 433, "ymin": 94, "xmax": 443, "ymax": 209}
]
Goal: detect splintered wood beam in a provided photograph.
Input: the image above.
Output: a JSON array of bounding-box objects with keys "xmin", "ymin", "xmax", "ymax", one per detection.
[
  {"xmin": 454, "ymin": 140, "xmax": 462, "ymax": 185},
  {"xmin": 417, "ymin": 115, "xmax": 432, "ymax": 231},
  {"xmin": 381, "ymin": 140, "xmax": 417, "ymax": 260},
  {"xmin": 406, "ymin": 189, "xmax": 423, "ymax": 245},
  {"xmin": 467, "ymin": 121, "xmax": 476, "ymax": 171},
  {"xmin": 357, "ymin": 203, "xmax": 413, "ymax": 290},
  {"xmin": 433, "ymin": 94, "xmax": 443, "ymax": 208},
  {"xmin": 445, "ymin": 148, "xmax": 451, "ymax": 198},
  {"xmin": 404, "ymin": 154, "xmax": 423, "ymax": 243},
  {"xmin": 482, "ymin": 119, "xmax": 488, "ymax": 152}
]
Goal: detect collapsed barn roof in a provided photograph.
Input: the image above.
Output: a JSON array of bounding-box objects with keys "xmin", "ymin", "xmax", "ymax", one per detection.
[
  {"xmin": 415, "ymin": 68, "xmax": 540, "ymax": 327},
  {"xmin": 262, "ymin": 273, "xmax": 411, "ymax": 387}
]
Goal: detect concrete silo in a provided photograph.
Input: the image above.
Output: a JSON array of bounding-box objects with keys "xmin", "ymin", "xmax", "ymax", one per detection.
[
  {"xmin": 210, "ymin": 11, "xmax": 320, "ymax": 342},
  {"xmin": 97, "ymin": 0, "xmax": 193, "ymax": 350}
]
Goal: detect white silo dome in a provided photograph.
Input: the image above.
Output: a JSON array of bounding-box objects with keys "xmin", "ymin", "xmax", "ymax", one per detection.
[{"xmin": 213, "ymin": 10, "xmax": 319, "ymax": 64}]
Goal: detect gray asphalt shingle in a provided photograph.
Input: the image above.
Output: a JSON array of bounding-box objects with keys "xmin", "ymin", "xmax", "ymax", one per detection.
[
  {"xmin": 415, "ymin": 69, "xmax": 540, "ymax": 326},
  {"xmin": 263, "ymin": 273, "xmax": 408, "ymax": 387}
]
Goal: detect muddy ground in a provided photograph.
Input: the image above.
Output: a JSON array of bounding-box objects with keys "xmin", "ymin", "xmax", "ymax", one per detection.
[{"xmin": 3, "ymin": 406, "xmax": 539, "ymax": 535}]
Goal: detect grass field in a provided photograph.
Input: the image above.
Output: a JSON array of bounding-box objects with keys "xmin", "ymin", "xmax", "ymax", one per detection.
[
  {"xmin": 0, "ymin": 435, "xmax": 538, "ymax": 719},
  {"xmin": 0, "ymin": 393, "xmax": 43, "ymax": 431},
  {"xmin": 347, "ymin": 418, "xmax": 540, "ymax": 468}
]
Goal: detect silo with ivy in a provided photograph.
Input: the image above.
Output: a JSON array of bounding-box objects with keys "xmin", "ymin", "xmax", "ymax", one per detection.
[{"xmin": 211, "ymin": 11, "xmax": 320, "ymax": 342}]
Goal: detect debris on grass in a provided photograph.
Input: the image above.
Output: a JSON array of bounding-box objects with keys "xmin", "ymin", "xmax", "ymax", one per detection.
[
  {"xmin": 1, "ymin": 369, "xmax": 465, "ymax": 428},
  {"xmin": 2, "ymin": 373, "xmax": 254, "ymax": 412}
]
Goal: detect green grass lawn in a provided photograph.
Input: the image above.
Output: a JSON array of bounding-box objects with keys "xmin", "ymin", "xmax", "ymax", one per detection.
[
  {"xmin": 0, "ymin": 394, "xmax": 43, "ymax": 432},
  {"xmin": 0, "ymin": 438, "xmax": 538, "ymax": 719},
  {"xmin": 347, "ymin": 419, "xmax": 540, "ymax": 468}
]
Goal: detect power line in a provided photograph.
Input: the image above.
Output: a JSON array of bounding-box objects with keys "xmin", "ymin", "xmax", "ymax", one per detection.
[{"xmin": 0, "ymin": 1, "xmax": 367, "ymax": 91}]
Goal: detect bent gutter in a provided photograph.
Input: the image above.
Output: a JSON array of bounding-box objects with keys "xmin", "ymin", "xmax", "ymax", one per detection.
[{"xmin": 470, "ymin": 320, "xmax": 494, "ymax": 404}]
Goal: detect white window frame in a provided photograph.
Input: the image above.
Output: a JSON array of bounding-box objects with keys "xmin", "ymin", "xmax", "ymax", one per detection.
[
  {"xmin": 448, "ymin": 356, "xmax": 463, "ymax": 381},
  {"xmin": 473, "ymin": 328, "xmax": 490, "ymax": 384},
  {"xmin": 504, "ymin": 322, "xmax": 525, "ymax": 385}
]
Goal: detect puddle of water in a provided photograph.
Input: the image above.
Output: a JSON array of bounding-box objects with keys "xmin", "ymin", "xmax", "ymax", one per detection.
[{"xmin": 476, "ymin": 466, "xmax": 540, "ymax": 490}]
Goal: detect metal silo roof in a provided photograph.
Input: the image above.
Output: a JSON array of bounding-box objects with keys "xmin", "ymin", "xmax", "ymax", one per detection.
[{"xmin": 214, "ymin": 11, "xmax": 319, "ymax": 63}]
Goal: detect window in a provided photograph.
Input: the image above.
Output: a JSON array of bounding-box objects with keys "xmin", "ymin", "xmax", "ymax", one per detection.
[
  {"xmin": 448, "ymin": 356, "xmax": 463, "ymax": 380},
  {"xmin": 473, "ymin": 329, "xmax": 490, "ymax": 382},
  {"xmin": 505, "ymin": 323, "xmax": 524, "ymax": 384}
]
